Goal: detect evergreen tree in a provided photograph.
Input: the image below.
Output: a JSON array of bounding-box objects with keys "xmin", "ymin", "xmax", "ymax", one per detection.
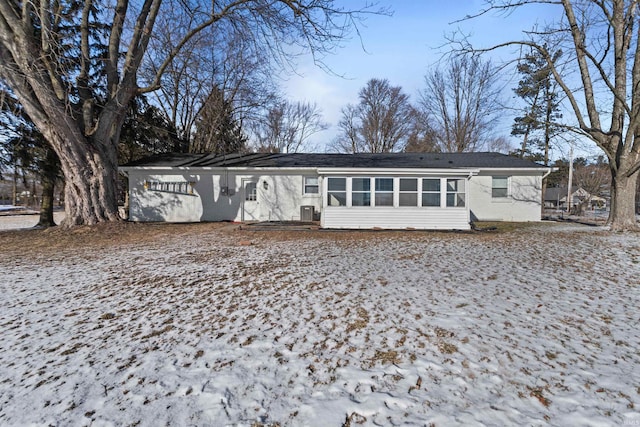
[
  {"xmin": 191, "ymin": 87, "xmax": 248, "ymax": 154},
  {"xmin": 511, "ymin": 46, "xmax": 563, "ymax": 163}
]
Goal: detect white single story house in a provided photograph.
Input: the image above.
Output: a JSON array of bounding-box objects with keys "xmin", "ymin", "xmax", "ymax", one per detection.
[
  {"xmin": 119, "ymin": 152, "xmax": 553, "ymax": 230},
  {"xmin": 544, "ymin": 186, "xmax": 607, "ymax": 210}
]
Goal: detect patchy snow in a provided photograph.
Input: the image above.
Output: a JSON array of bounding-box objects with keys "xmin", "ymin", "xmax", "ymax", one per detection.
[
  {"xmin": 0, "ymin": 221, "xmax": 639, "ymax": 426},
  {"xmin": 0, "ymin": 211, "xmax": 65, "ymax": 230}
]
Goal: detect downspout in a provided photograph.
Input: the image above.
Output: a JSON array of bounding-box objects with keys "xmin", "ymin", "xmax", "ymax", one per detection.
[{"xmin": 467, "ymin": 170, "xmax": 478, "ymax": 229}]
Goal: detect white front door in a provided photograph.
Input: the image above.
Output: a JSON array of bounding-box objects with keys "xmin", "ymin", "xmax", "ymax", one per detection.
[{"xmin": 242, "ymin": 179, "xmax": 260, "ymax": 221}]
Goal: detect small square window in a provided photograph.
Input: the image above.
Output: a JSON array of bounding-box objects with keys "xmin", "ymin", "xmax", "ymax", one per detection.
[
  {"xmin": 492, "ymin": 176, "xmax": 509, "ymax": 198},
  {"xmin": 304, "ymin": 176, "xmax": 319, "ymax": 194}
]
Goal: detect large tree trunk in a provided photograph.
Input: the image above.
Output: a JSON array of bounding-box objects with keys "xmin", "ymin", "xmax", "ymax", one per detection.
[
  {"xmin": 36, "ymin": 146, "xmax": 60, "ymax": 228},
  {"xmin": 608, "ymin": 165, "xmax": 639, "ymax": 231},
  {"xmin": 56, "ymin": 139, "xmax": 120, "ymax": 227},
  {"xmin": 36, "ymin": 172, "xmax": 56, "ymax": 228}
]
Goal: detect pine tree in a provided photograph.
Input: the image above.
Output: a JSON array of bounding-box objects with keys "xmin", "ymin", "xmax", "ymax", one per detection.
[
  {"xmin": 511, "ymin": 45, "xmax": 563, "ymax": 164},
  {"xmin": 191, "ymin": 87, "xmax": 248, "ymax": 154}
]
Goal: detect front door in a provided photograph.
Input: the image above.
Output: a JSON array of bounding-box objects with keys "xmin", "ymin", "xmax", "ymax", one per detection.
[{"xmin": 242, "ymin": 179, "xmax": 260, "ymax": 221}]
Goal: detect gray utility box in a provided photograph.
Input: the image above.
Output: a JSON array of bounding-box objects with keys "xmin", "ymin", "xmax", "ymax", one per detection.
[{"xmin": 300, "ymin": 205, "xmax": 315, "ymax": 222}]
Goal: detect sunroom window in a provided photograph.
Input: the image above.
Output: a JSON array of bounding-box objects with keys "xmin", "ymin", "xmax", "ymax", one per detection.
[
  {"xmin": 327, "ymin": 177, "xmax": 346, "ymax": 206},
  {"xmin": 446, "ymin": 178, "xmax": 465, "ymax": 207},
  {"xmin": 422, "ymin": 178, "xmax": 441, "ymax": 207},
  {"xmin": 352, "ymin": 177, "xmax": 371, "ymax": 206},
  {"xmin": 399, "ymin": 178, "xmax": 418, "ymax": 207},
  {"xmin": 375, "ymin": 178, "xmax": 394, "ymax": 206}
]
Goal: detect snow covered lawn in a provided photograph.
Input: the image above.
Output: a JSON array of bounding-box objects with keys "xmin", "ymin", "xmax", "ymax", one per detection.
[{"xmin": 1, "ymin": 221, "xmax": 639, "ymax": 426}]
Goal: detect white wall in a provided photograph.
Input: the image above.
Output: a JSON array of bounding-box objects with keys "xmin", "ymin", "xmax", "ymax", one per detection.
[
  {"xmin": 468, "ymin": 173, "xmax": 543, "ymax": 222},
  {"xmin": 127, "ymin": 169, "xmax": 321, "ymax": 223}
]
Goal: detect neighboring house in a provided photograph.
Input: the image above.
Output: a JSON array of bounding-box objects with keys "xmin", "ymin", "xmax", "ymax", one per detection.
[
  {"xmin": 119, "ymin": 152, "xmax": 553, "ymax": 230},
  {"xmin": 544, "ymin": 186, "xmax": 607, "ymax": 210}
]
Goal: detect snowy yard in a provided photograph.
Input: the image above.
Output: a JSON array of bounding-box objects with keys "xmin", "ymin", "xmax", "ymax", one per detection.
[{"xmin": 1, "ymin": 219, "xmax": 639, "ymax": 426}]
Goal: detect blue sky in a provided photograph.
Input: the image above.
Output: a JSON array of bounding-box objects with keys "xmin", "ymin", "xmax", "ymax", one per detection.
[{"xmin": 282, "ymin": 1, "xmax": 595, "ymax": 160}]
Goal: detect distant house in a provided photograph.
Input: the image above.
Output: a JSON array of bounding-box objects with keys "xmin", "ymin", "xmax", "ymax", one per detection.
[
  {"xmin": 119, "ymin": 152, "xmax": 553, "ymax": 230},
  {"xmin": 544, "ymin": 186, "xmax": 607, "ymax": 210}
]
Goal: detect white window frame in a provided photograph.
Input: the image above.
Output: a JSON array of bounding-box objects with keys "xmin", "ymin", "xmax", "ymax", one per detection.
[
  {"xmin": 327, "ymin": 177, "xmax": 347, "ymax": 207},
  {"xmin": 351, "ymin": 177, "xmax": 371, "ymax": 207},
  {"xmin": 374, "ymin": 177, "xmax": 394, "ymax": 207},
  {"xmin": 399, "ymin": 178, "xmax": 419, "ymax": 207},
  {"xmin": 492, "ymin": 176, "xmax": 510, "ymax": 198},
  {"xmin": 421, "ymin": 178, "xmax": 441, "ymax": 207},
  {"xmin": 446, "ymin": 178, "xmax": 466, "ymax": 208},
  {"xmin": 303, "ymin": 176, "xmax": 319, "ymax": 195}
]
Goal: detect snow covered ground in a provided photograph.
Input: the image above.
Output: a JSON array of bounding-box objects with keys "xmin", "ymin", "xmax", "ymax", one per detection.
[
  {"xmin": 1, "ymin": 220, "xmax": 639, "ymax": 426},
  {"xmin": 0, "ymin": 211, "xmax": 65, "ymax": 230}
]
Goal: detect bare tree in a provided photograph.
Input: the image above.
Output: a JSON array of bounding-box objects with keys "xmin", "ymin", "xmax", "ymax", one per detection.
[
  {"xmin": 460, "ymin": 0, "xmax": 640, "ymax": 230},
  {"xmin": 419, "ymin": 55, "xmax": 503, "ymax": 153},
  {"xmin": 0, "ymin": 0, "xmax": 379, "ymax": 226},
  {"xmin": 142, "ymin": 19, "xmax": 277, "ymax": 149},
  {"xmin": 251, "ymin": 100, "xmax": 327, "ymax": 153},
  {"xmin": 333, "ymin": 78, "xmax": 417, "ymax": 153}
]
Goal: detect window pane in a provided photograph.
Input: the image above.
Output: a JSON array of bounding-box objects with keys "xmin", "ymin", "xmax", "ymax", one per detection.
[
  {"xmin": 328, "ymin": 192, "xmax": 346, "ymax": 206},
  {"xmin": 328, "ymin": 177, "xmax": 346, "ymax": 191},
  {"xmin": 352, "ymin": 178, "xmax": 370, "ymax": 192},
  {"xmin": 352, "ymin": 192, "xmax": 371, "ymax": 206},
  {"xmin": 375, "ymin": 178, "xmax": 394, "ymax": 192},
  {"xmin": 245, "ymin": 182, "xmax": 257, "ymax": 201},
  {"xmin": 423, "ymin": 179, "xmax": 440, "ymax": 192},
  {"xmin": 492, "ymin": 176, "xmax": 508, "ymax": 188},
  {"xmin": 422, "ymin": 193, "xmax": 440, "ymax": 207},
  {"xmin": 375, "ymin": 193, "xmax": 393, "ymax": 206},
  {"xmin": 492, "ymin": 176, "xmax": 508, "ymax": 198},
  {"xmin": 492, "ymin": 188, "xmax": 508, "ymax": 198},
  {"xmin": 305, "ymin": 176, "xmax": 319, "ymax": 194},
  {"xmin": 399, "ymin": 193, "xmax": 417, "ymax": 207},
  {"xmin": 400, "ymin": 178, "xmax": 417, "ymax": 192},
  {"xmin": 446, "ymin": 193, "xmax": 465, "ymax": 207}
]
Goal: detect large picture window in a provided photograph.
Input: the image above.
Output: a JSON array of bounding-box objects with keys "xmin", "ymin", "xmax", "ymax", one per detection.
[
  {"xmin": 446, "ymin": 179, "xmax": 465, "ymax": 207},
  {"xmin": 399, "ymin": 178, "xmax": 418, "ymax": 206},
  {"xmin": 375, "ymin": 178, "xmax": 394, "ymax": 206},
  {"xmin": 327, "ymin": 177, "xmax": 346, "ymax": 206},
  {"xmin": 352, "ymin": 177, "xmax": 371, "ymax": 206},
  {"xmin": 422, "ymin": 178, "xmax": 441, "ymax": 207},
  {"xmin": 492, "ymin": 176, "xmax": 509, "ymax": 198}
]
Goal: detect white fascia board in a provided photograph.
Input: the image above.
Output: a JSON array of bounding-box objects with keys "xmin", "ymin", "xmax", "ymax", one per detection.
[
  {"xmin": 478, "ymin": 167, "xmax": 553, "ymax": 173},
  {"xmin": 119, "ymin": 166, "xmax": 319, "ymax": 173},
  {"xmin": 317, "ymin": 168, "xmax": 480, "ymax": 176}
]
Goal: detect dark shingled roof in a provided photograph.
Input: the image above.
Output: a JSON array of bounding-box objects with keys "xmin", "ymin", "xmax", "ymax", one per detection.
[{"xmin": 120, "ymin": 152, "xmax": 548, "ymax": 170}]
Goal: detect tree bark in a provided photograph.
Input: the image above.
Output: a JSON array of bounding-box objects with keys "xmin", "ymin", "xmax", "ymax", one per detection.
[
  {"xmin": 608, "ymin": 165, "xmax": 639, "ymax": 231},
  {"xmin": 36, "ymin": 172, "xmax": 56, "ymax": 228},
  {"xmin": 36, "ymin": 145, "xmax": 60, "ymax": 228}
]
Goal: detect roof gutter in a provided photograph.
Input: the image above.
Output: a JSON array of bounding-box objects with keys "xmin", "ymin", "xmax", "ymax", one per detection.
[{"xmin": 317, "ymin": 167, "xmax": 481, "ymax": 176}]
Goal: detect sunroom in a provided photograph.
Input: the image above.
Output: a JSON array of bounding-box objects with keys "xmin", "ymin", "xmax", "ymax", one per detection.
[{"xmin": 319, "ymin": 169, "xmax": 478, "ymax": 230}]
